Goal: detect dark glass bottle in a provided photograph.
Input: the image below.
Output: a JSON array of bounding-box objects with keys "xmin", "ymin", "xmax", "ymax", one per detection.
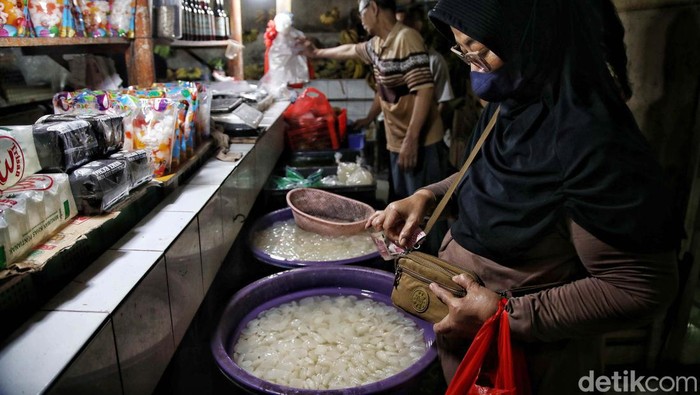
[
  {"xmin": 182, "ymin": 0, "xmax": 193, "ymax": 40},
  {"xmin": 214, "ymin": 0, "xmax": 227, "ymax": 40}
]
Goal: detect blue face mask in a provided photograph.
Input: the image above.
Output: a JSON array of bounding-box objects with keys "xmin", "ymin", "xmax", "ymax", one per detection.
[{"xmin": 470, "ymin": 66, "xmax": 523, "ymax": 102}]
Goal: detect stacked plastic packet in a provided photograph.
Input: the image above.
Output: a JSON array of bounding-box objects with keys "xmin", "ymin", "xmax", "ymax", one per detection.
[
  {"xmin": 2, "ymin": 0, "xmax": 136, "ymax": 37},
  {"xmin": 32, "ymin": 119, "xmax": 99, "ymax": 172},
  {"xmin": 37, "ymin": 113, "xmax": 125, "ymax": 156},
  {"xmin": 0, "ymin": 173, "xmax": 77, "ymax": 270},
  {"xmin": 110, "ymin": 149, "xmax": 153, "ymax": 189},
  {"xmin": 68, "ymin": 159, "xmax": 129, "ymax": 214},
  {"xmin": 0, "ymin": 126, "xmax": 42, "ymax": 193}
]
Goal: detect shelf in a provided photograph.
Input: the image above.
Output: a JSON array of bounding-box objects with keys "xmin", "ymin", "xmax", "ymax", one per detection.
[
  {"xmin": 164, "ymin": 39, "xmax": 231, "ymax": 48},
  {"xmin": 0, "ymin": 37, "xmax": 131, "ymax": 48},
  {"xmin": 0, "ymin": 93, "xmax": 54, "ymax": 109}
]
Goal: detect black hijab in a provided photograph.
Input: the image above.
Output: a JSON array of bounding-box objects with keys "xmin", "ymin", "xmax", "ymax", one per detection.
[{"xmin": 429, "ymin": 0, "xmax": 681, "ymax": 263}]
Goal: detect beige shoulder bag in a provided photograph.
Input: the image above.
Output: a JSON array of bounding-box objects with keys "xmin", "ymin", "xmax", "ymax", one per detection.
[{"xmin": 391, "ymin": 106, "xmax": 501, "ymax": 323}]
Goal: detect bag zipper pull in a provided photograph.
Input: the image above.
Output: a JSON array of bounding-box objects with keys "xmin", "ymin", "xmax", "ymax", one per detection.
[{"xmin": 394, "ymin": 265, "xmax": 402, "ymax": 288}]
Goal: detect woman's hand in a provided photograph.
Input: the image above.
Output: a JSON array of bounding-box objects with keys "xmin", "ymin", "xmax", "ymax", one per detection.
[
  {"xmin": 430, "ymin": 274, "xmax": 502, "ymax": 338},
  {"xmin": 365, "ymin": 189, "xmax": 435, "ymax": 247}
]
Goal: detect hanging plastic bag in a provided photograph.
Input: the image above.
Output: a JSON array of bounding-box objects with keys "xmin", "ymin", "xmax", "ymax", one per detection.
[
  {"xmin": 260, "ymin": 12, "xmax": 309, "ymax": 98},
  {"xmin": 445, "ymin": 299, "xmax": 531, "ymax": 395}
]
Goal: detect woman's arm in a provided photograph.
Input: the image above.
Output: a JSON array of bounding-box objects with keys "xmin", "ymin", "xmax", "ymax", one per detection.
[{"xmin": 507, "ymin": 219, "xmax": 678, "ymax": 342}]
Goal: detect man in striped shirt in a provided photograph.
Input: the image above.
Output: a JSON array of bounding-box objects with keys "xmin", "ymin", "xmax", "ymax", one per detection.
[{"xmin": 300, "ymin": 0, "xmax": 446, "ymax": 201}]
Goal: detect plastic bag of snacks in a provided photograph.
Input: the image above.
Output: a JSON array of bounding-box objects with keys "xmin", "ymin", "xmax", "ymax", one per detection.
[
  {"xmin": 132, "ymin": 98, "xmax": 179, "ymax": 177},
  {"xmin": 73, "ymin": 0, "xmax": 109, "ymax": 37},
  {"xmin": 69, "ymin": 159, "xmax": 129, "ymax": 214},
  {"xmin": 0, "ymin": 126, "xmax": 42, "ymax": 193},
  {"xmin": 67, "ymin": 0, "xmax": 85, "ymax": 35},
  {"xmin": 195, "ymin": 82, "xmax": 211, "ymax": 139},
  {"xmin": 28, "ymin": 0, "xmax": 63, "ymax": 37},
  {"xmin": 0, "ymin": 0, "xmax": 27, "ymax": 37},
  {"xmin": 122, "ymin": 87, "xmax": 185, "ymax": 168},
  {"xmin": 60, "ymin": 0, "xmax": 77, "ymax": 37},
  {"xmin": 151, "ymin": 81, "xmax": 199, "ymax": 158},
  {"xmin": 108, "ymin": 0, "xmax": 134, "ymax": 38},
  {"xmin": 0, "ymin": 173, "xmax": 77, "ymax": 270},
  {"xmin": 32, "ymin": 119, "xmax": 100, "ymax": 172}
]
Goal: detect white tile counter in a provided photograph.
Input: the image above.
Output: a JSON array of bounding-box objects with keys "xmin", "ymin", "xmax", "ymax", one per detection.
[{"xmin": 0, "ymin": 100, "xmax": 289, "ymax": 395}]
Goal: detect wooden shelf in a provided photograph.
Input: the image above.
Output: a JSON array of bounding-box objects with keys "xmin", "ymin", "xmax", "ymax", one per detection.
[
  {"xmin": 0, "ymin": 93, "xmax": 54, "ymax": 109},
  {"xmin": 0, "ymin": 37, "xmax": 131, "ymax": 48},
  {"xmin": 164, "ymin": 39, "xmax": 232, "ymax": 48}
]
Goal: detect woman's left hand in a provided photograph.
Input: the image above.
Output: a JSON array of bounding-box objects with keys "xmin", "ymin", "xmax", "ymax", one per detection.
[{"xmin": 430, "ymin": 274, "xmax": 502, "ymax": 338}]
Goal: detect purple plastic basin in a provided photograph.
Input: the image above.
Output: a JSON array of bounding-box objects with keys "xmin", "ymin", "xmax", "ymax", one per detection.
[
  {"xmin": 211, "ymin": 266, "xmax": 437, "ymax": 395},
  {"xmin": 248, "ymin": 208, "xmax": 380, "ymax": 269}
]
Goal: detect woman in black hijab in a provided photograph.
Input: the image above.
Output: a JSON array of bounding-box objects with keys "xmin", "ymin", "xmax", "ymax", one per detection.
[{"xmin": 366, "ymin": 0, "xmax": 681, "ymax": 393}]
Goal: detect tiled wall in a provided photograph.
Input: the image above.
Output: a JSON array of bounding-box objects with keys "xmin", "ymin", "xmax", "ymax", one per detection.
[{"xmin": 305, "ymin": 79, "xmax": 376, "ymax": 123}]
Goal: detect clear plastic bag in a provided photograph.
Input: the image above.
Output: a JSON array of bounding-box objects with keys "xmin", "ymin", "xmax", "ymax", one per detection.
[{"xmin": 260, "ymin": 13, "xmax": 309, "ymax": 97}]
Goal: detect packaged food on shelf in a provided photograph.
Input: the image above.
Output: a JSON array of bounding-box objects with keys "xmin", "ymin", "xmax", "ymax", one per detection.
[
  {"xmin": 0, "ymin": 126, "xmax": 42, "ymax": 193},
  {"xmin": 74, "ymin": 0, "xmax": 110, "ymax": 37},
  {"xmin": 132, "ymin": 98, "xmax": 179, "ymax": 177},
  {"xmin": 32, "ymin": 119, "xmax": 99, "ymax": 172},
  {"xmin": 28, "ymin": 0, "xmax": 64, "ymax": 37},
  {"xmin": 109, "ymin": 0, "xmax": 136, "ymax": 38},
  {"xmin": 110, "ymin": 149, "xmax": 153, "ymax": 189},
  {"xmin": 0, "ymin": 173, "xmax": 77, "ymax": 270},
  {"xmin": 195, "ymin": 82, "xmax": 212, "ymax": 139},
  {"xmin": 36, "ymin": 113, "xmax": 125, "ymax": 156},
  {"xmin": 69, "ymin": 159, "xmax": 129, "ymax": 214},
  {"xmin": 0, "ymin": 0, "xmax": 27, "ymax": 37}
]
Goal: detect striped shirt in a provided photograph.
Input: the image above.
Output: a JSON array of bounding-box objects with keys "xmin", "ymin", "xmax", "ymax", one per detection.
[{"xmin": 355, "ymin": 22, "xmax": 443, "ymax": 152}]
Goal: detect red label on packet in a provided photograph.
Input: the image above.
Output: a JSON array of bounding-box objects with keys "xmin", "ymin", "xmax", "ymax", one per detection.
[{"xmin": 370, "ymin": 229, "xmax": 427, "ymax": 261}]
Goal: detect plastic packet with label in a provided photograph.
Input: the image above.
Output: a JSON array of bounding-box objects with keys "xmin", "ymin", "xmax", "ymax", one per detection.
[
  {"xmin": 69, "ymin": 159, "xmax": 129, "ymax": 214},
  {"xmin": 32, "ymin": 119, "xmax": 100, "ymax": 172},
  {"xmin": 36, "ymin": 113, "xmax": 125, "ymax": 156},
  {"xmin": 0, "ymin": 125, "xmax": 42, "ymax": 193},
  {"xmin": 0, "ymin": 173, "xmax": 77, "ymax": 270},
  {"xmin": 109, "ymin": 149, "xmax": 153, "ymax": 190}
]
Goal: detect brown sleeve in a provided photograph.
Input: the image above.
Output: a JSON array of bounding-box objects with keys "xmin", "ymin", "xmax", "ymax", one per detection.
[
  {"xmin": 422, "ymin": 173, "xmax": 459, "ymax": 198},
  {"xmin": 506, "ymin": 219, "xmax": 678, "ymax": 342}
]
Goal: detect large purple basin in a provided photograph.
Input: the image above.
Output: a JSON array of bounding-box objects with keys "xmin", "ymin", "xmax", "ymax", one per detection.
[
  {"xmin": 211, "ymin": 266, "xmax": 437, "ymax": 395},
  {"xmin": 248, "ymin": 208, "xmax": 380, "ymax": 269}
]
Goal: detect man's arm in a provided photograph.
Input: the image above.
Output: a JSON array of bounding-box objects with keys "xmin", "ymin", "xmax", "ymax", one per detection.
[
  {"xmin": 399, "ymin": 86, "xmax": 434, "ymax": 170},
  {"xmin": 352, "ymin": 93, "xmax": 382, "ymax": 130},
  {"xmin": 300, "ymin": 39, "xmax": 360, "ymax": 60}
]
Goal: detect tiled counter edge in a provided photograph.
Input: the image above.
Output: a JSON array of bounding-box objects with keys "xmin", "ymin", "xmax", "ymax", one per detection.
[{"xmin": 0, "ymin": 101, "xmax": 289, "ymax": 395}]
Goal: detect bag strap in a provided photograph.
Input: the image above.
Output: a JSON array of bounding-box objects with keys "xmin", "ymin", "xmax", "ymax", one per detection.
[{"xmin": 424, "ymin": 105, "xmax": 501, "ymax": 236}]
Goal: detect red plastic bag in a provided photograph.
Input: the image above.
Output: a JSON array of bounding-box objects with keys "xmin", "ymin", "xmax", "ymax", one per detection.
[
  {"xmin": 445, "ymin": 299, "xmax": 531, "ymax": 395},
  {"xmin": 284, "ymin": 88, "xmax": 339, "ymax": 150}
]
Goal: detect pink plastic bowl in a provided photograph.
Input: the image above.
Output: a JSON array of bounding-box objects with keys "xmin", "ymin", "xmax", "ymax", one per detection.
[{"xmin": 286, "ymin": 188, "xmax": 376, "ymax": 236}]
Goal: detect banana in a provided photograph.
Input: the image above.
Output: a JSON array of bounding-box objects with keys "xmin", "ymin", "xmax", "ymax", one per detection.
[
  {"xmin": 339, "ymin": 29, "xmax": 359, "ymax": 44},
  {"xmin": 353, "ymin": 61, "xmax": 365, "ymax": 79},
  {"xmin": 320, "ymin": 8, "xmax": 339, "ymax": 25}
]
